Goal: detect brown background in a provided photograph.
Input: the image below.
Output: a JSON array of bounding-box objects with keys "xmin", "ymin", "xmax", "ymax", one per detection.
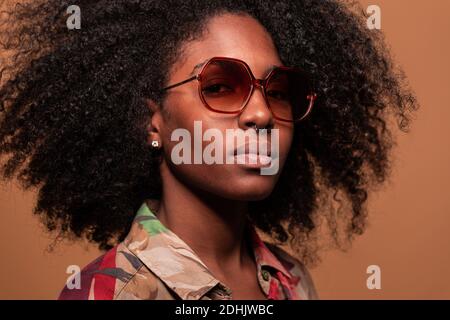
[{"xmin": 1, "ymin": 0, "xmax": 449, "ymax": 299}]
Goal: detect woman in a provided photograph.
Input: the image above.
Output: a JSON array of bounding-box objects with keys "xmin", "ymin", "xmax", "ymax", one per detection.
[{"xmin": 0, "ymin": 0, "xmax": 417, "ymax": 300}]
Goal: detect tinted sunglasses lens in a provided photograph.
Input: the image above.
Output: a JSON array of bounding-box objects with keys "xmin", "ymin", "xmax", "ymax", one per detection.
[
  {"xmin": 266, "ymin": 69, "xmax": 311, "ymax": 121},
  {"xmin": 200, "ymin": 60, "xmax": 251, "ymax": 112}
]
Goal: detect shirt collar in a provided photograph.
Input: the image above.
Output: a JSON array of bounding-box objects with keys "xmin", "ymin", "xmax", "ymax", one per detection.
[
  {"xmin": 124, "ymin": 201, "xmax": 292, "ymax": 300},
  {"xmin": 246, "ymin": 222, "xmax": 292, "ymax": 280}
]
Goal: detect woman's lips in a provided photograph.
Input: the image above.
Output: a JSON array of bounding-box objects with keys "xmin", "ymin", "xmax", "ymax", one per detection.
[
  {"xmin": 229, "ymin": 142, "xmax": 275, "ymax": 167},
  {"xmin": 233, "ymin": 153, "xmax": 272, "ymax": 167},
  {"xmin": 232, "ymin": 142, "xmax": 272, "ymax": 157}
]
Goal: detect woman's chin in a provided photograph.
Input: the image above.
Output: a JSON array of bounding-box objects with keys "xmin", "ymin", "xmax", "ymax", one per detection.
[{"xmin": 222, "ymin": 184, "xmax": 275, "ymax": 201}]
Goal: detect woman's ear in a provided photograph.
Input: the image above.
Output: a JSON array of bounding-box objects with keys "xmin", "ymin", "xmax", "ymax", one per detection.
[{"xmin": 145, "ymin": 99, "xmax": 163, "ymax": 148}]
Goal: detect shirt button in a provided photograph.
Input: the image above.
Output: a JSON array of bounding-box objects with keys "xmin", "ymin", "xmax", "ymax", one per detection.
[{"xmin": 261, "ymin": 270, "xmax": 270, "ymax": 281}]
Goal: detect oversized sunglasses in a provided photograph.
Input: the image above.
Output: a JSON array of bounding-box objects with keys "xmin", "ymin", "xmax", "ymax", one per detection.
[{"xmin": 161, "ymin": 56, "xmax": 317, "ymax": 122}]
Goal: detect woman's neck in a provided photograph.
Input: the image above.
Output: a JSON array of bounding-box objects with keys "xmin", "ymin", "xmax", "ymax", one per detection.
[{"xmin": 151, "ymin": 161, "xmax": 253, "ymax": 279}]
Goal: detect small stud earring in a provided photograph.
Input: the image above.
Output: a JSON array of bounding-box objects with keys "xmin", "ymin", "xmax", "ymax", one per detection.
[{"xmin": 151, "ymin": 140, "xmax": 160, "ymax": 148}]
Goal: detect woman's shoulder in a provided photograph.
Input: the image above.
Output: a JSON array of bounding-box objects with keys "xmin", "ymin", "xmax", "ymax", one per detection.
[
  {"xmin": 57, "ymin": 243, "xmax": 165, "ymax": 300},
  {"xmin": 263, "ymin": 241, "xmax": 319, "ymax": 300}
]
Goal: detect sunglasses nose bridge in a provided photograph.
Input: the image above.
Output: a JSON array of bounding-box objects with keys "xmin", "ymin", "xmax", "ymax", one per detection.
[
  {"xmin": 251, "ymin": 78, "xmax": 270, "ymax": 104},
  {"xmin": 252, "ymin": 78, "xmax": 265, "ymax": 89},
  {"xmin": 249, "ymin": 78, "xmax": 267, "ymax": 99}
]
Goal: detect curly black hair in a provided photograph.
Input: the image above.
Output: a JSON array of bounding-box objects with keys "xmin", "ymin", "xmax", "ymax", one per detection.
[{"xmin": 0, "ymin": 0, "xmax": 418, "ymax": 263}]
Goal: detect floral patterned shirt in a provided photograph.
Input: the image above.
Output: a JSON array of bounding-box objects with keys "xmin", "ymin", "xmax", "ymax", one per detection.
[{"xmin": 58, "ymin": 201, "xmax": 318, "ymax": 300}]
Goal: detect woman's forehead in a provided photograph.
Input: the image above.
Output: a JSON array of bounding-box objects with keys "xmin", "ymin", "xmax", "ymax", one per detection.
[
  {"xmin": 168, "ymin": 14, "xmax": 280, "ymax": 69},
  {"xmin": 192, "ymin": 13, "xmax": 277, "ymax": 54}
]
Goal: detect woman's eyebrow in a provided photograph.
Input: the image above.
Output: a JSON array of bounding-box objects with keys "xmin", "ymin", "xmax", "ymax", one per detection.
[{"xmin": 189, "ymin": 58, "xmax": 280, "ymax": 77}]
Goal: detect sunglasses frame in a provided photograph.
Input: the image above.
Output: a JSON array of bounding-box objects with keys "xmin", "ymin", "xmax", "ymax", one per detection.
[{"xmin": 161, "ymin": 56, "xmax": 317, "ymax": 122}]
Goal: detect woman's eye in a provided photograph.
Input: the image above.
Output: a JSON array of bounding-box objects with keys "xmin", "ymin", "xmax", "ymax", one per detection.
[
  {"xmin": 267, "ymin": 89, "xmax": 288, "ymax": 100},
  {"xmin": 202, "ymin": 83, "xmax": 233, "ymax": 94}
]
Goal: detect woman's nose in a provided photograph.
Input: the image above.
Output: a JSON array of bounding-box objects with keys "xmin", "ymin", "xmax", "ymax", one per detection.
[{"xmin": 237, "ymin": 82, "xmax": 274, "ymax": 130}]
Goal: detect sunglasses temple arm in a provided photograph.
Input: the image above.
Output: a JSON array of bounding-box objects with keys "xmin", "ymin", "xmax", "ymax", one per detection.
[{"xmin": 161, "ymin": 75, "xmax": 198, "ymax": 92}]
